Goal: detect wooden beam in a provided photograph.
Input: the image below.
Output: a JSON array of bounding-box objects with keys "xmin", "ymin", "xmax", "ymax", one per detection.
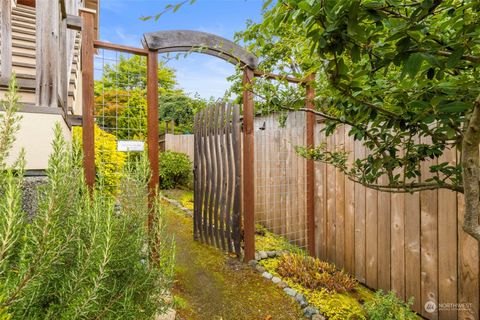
[
  {"xmin": 305, "ymin": 73, "xmax": 316, "ymax": 256},
  {"xmin": 143, "ymin": 30, "xmax": 258, "ymax": 68},
  {"xmin": 17, "ymin": 0, "xmax": 35, "ymax": 7},
  {"xmin": 80, "ymin": 9, "xmax": 95, "ymax": 191},
  {"xmin": 59, "ymin": 12, "xmax": 68, "ymax": 113},
  {"xmin": 242, "ymin": 66, "xmax": 255, "ymax": 262},
  {"xmin": 66, "ymin": 14, "xmax": 82, "ymax": 31},
  {"xmin": 94, "ymin": 40, "xmax": 149, "ymax": 56},
  {"xmin": 1, "ymin": 0, "xmax": 12, "ymax": 84},
  {"xmin": 35, "ymin": 0, "xmax": 59, "ymax": 107},
  {"xmin": 253, "ymin": 70, "xmax": 306, "ymax": 84}
]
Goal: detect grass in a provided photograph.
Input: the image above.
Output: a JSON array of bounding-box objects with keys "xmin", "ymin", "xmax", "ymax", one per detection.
[{"xmin": 161, "ymin": 190, "xmax": 303, "ymax": 320}]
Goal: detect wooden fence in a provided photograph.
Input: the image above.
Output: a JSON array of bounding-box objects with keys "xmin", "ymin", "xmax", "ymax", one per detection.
[
  {"xmin": 254, "ymin": 112, "xmax": 308, "ymax": 248},
  {"xmin": 313, "ymin": 121, "xmax": 479, "ymax": 320},
  {"xmin": 175, "ymin": 111, "xmax": 480, "ymax": 319},
  {"xmin": 164, "ymin": 134, "xmax": 194, "ymax": 162},
  {"xmin": 193, "ymin": 103, "xmax": 242, "ymax": 256}
]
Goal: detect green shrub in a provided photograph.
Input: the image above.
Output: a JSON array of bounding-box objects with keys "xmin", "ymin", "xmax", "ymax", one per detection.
[
  {"xmin": 0, "ymin": 78, "xmax": 175, "ymax": 319},
  {"xmin": 364, "ymin": 290, "xmax": 417, "ymax": 320},
  {"xmin": 159, "ymin": 151, "xmax": 192, "ymax": 189}
]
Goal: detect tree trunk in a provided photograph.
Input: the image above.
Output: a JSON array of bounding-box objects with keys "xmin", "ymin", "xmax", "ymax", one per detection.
[{"xmin": 462, "ymin": 95, "xmax": 480, "ymax": 241}]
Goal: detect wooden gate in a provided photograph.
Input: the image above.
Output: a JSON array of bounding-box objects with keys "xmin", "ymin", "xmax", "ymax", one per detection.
[{"xmin": 194, "ymin": 102, "xmax": 242, "ymax": 256}]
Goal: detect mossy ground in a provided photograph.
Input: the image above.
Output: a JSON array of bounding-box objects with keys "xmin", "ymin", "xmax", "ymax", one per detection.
[{"xmin": 161, "ymin": 190, "xmax": 303, "ymax": 320}]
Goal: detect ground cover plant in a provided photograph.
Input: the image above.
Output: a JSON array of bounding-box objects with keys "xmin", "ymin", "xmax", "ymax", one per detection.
[
  {"xmin": 0, "ymin": 78, "xmax": 175, "ymax": 319},
  {"xmin": 259, "ymin": 252, "xmax": 419, "ymax": 319}
]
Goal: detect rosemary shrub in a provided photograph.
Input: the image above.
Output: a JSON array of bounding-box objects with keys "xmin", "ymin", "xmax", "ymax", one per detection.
[{"xmin": 0, "ymin": 77, "xmax": 175, "ymax": 319}]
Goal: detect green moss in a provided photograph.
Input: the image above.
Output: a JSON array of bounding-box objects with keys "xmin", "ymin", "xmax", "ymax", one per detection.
[
  {"xmin": 255, "ymin": 224, "xmax": 305, "ymax": 253},
  {"xmin": 162, "ymin": 193, "xmax": 303, "ymax": 320}
]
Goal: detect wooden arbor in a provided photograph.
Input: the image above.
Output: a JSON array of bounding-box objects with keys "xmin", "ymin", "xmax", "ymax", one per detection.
[
  {"xmin": 81, "ymin": 27, "xmax": 316, "ymax": 261},
  {"xmin": 142, "ymin": 30, "xmax": 259, "ymax": 261}
]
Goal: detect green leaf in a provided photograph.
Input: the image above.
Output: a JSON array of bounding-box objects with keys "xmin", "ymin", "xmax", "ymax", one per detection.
[
  {"xmin": 404, "ymin": 53, "xmax": 424, "ymax": 78},
  {"xmin": 351, "ymin": 45, "xmax": 360, "ymax": 62},
  {"xmin": 438, "ymin": 101, "xmax": 471, "ymax": 113},
  {"xmin": 173, "ymin": 3, "xmax": 183, "ymax": 12},
  {"xmin": 446, "ymin": 47, "xmax": 464, "ymax": 68},
  {"xmin": 262, "ymin": 0, "xmax": 273, "ymax": 10},
  {"xmin": 297, "ymin": 1, "xmax": 311, "ymax": 12}
]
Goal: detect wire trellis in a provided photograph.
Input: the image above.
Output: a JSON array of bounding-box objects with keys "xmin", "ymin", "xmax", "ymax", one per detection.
[
  {"xmin": 93, "ymin": 48, "xmax": 148, "ymax": 197},
  {"xmin": 254, "ymin": 111, "xmax": 309, "ymax": 250}
]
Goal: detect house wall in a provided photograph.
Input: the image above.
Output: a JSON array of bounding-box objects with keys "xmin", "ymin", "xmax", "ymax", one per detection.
[{"xmin": 4, "ymin": 112, "xmax": 71, "ymax": 170}]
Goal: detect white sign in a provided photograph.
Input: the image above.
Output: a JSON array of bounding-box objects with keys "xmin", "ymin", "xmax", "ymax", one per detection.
[{"xmin": 117, "ymin": 140, "xmax": 145, "ymax": 152}]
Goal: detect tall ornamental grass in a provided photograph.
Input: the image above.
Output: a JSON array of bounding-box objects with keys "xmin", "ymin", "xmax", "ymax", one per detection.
[{"xmin": 0, "ymin": 77, "xmax": 175, "ymax": 319}]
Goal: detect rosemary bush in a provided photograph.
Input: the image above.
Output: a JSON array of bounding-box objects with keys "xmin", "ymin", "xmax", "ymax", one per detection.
[{"xmin": 0, "ymin": 77, "xmax": 175, "ymax": 319}]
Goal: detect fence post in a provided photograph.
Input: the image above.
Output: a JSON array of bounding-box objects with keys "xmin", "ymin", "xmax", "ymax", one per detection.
[
  {"xmin": 80, "ymin": 9, "xmax": 96, "ymax": 192},
  {"xmin": 243, "ymin": 66, "xmax": 255, "ymax": 262},
  {"xmin": 147, "ymin": 50, "xmax": 159, "ymax": 226},
  {"xmin": 306, "ymin": 73, "xmax": 316, "ymax": 256}
]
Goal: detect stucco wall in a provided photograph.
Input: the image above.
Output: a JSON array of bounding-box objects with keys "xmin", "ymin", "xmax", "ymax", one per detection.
[{"xmin": 4, "ymin": 112, "xmax": 72, "ymax": 170}]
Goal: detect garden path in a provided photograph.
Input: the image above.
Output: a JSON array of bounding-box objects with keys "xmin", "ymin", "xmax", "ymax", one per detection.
[{"xmin": 162, "ymin": 190, "xmax": 303, "ymax": 320}]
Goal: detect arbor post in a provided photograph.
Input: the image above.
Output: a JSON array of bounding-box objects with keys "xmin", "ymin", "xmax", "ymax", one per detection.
[
  {"xmin": 80, "ymin": 9, "xmax": 96, "ymax": 192},
  {"xmin": 147, "ymin": 50, "xmax": 159, "ymax": 228},
  {"xmin": 242, "ymin": 66, "xmax": 255, "ymax": 262},
  {"xmin": 306, "ymin": 73, "xmax": 316, "ymax": 256}
]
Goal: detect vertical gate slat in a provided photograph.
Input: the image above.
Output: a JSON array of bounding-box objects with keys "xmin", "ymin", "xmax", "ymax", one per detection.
[
  {"xmin": 193, "ymin": 113, "xmax": 199, "ymax": 240},
  {"xmin": 212, "ymin": 104, "xmax": 221, "ymax": 248},
  {"xmin": 232, "ymin": 106, "xmax": 242, "ymax": 256},
  {"xmin": 224, "ymin": 104, "xmax": 234, "ymax": 253},
  {"xmin": 218, "ymin": 103, "xmax": 227, "ymax": 251},
  {"xmin": 208, "ymin": 106, "xmax": 217, "ymax": 246},
  {"xmin": 212, "ymin": 103, "xmax": 224, "ymax": 250},
  {"xmin": 203, "ymin": 107, "xmax": 213, "ymax": 245},
  {"xmin": 195, "ymin": 111, "xmax": 205, "ymax": 242}
]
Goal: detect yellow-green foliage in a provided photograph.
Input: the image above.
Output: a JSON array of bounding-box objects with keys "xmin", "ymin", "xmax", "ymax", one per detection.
[
  {"xmin": 306, "ymin": 289, "xmax": 366, "ymax": 320},
  {"xmin": 277, "ymin": 254, "xmax": 357, "ymax": 293},
  {"xmin": 73, "ymin": 125, "xmax": 126, "ymax": 194},
  {"xmin": 259, "ymin": 254, "xmax": 366, "ymax": 320},
  {"xmin": 255, "ymin": 224, "xmax": 303, "ymax": 253},
  {"xmin": 180, "ymin": 192, "xmax": 194, "ymax": 210}
]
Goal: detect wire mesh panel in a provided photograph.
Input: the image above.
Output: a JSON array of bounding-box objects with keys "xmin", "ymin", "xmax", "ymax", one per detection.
[
  {"xmin": 92, "ymin": 48, "xmax": 148, "ymax": 197},
  {"xmin": 254, "ymin": 112, "xmax": 308, "ymax": 249}
]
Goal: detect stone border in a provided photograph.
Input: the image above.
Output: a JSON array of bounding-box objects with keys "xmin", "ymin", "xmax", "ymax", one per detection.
[
  {"xmin": 249, "ymin": 251, "xmax": 325, "ymax": 320},
  {"xmin": 161, "ymin": 195, "xmax": 193, "ymax": 216}
]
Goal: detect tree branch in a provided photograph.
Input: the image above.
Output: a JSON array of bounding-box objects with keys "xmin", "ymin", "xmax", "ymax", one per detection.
[{"xmin": 461, "ymin": 94, "xmax": 480, "ymax": 241}]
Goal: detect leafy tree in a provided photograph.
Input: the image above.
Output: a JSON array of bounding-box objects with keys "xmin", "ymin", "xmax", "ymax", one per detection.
[
  {"xmin": 159, "ymin": 93, "xmax": 208, "ymax": 133},
  {"xmin": 237, "ymin": 0, "xmax": 480, "ymax": 241},
  {"xmin": 94, "ymin": 55, "xmax": 205, "ymax": 136},
  {"xmin": 95, "ymin": 55, "xmax": 176, "ymax": 94}
]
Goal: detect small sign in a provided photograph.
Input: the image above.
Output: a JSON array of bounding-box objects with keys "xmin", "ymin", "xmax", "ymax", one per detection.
[{"xmin": 117, "ymin": 140, "xmax": 145, "ymax": 152}]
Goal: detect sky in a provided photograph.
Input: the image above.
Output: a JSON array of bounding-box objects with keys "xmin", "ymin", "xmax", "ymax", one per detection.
[{"xmin": 99, "ymin": 0, "xmax": 265, "ymax": 99}]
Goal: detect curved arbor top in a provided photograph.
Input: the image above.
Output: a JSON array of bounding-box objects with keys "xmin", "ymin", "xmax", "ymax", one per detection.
[{"xmin": 142, "ymin": 30, "xmax": 258, "ymax": 68}]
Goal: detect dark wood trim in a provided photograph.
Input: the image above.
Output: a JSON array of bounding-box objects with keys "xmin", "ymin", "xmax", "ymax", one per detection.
[
  {"xmin": 80, "ymin": 9, "xmax": 95, "ymax": 192},
  {"xmin": 253, "ymin": 70, "xmax": 306, "ymax": 84},
  {"xmin": 242, "ymin": 66, "xmax": 255, "ymax": 261},
  {"xmin": 0, "ymin": 104, "xmax": 64, "ymax": 115},
  {"xmin": 305, "ymin": 73, "xmax": 316, "ymax": 256},
  {"xmin": 17, "ymin": 0, "xmax": 35, "ymax": 7},
  {"xmin": 94, "ymin": 40, "xmax": 149, "ymax": 56},
  {"xmin": 67, "ymin": 114, "xmax": 82, "ymax": 126},
  {"xmin": 66, "ymin": 14, "xmax": 82, "ymax": 31}
]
